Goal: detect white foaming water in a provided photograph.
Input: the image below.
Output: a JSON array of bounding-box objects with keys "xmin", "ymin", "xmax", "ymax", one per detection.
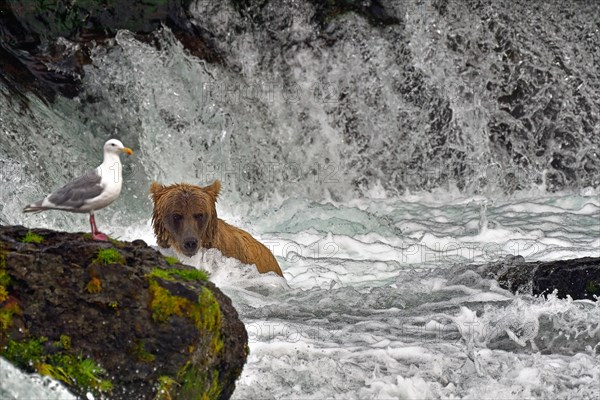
[
  {"xmin": 207, "ymin": 193, "xmax": 600, "ymax": 400},
  {"xmin": 115, "ymin": 192, "xmax": 599, "ymax": 399},
  {"xmin": 3, "ymin": 187, "xmax": 598, "ymax": 398}
]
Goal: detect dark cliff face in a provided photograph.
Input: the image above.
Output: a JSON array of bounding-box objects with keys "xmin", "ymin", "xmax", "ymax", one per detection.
[
  {"xmin": 0, "ymin": 0, "xmax": 220, "ymax": 99},
  {"xmin": 0, "ymin": 225, "xmax": 248, "ymax": 400},
  {"xmin": 0, "ymin": 0, "xmax": 398, "ymax": 101}
]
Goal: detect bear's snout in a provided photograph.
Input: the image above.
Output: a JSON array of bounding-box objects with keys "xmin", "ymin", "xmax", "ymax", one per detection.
[{"xmin": 183, "ymin": 237, "xmax": 199, "ymax": 254}]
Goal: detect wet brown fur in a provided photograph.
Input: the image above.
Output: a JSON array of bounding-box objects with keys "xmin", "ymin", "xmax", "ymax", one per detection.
[{"xmin": 150, "ymin": 180, "xmax": 283, "ymax": 276}]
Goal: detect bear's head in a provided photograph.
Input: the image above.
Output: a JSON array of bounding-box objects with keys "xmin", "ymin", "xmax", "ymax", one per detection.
[{"xmin": 149, "ymin": 180, "xmax": 221, "ymax": 257}]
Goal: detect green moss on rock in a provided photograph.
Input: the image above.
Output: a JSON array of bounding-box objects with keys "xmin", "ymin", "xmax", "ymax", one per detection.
[
  {"xmin": 0, "ymin": 265, "xmax": 17, "ymax": 335},
  {"xmin": 148, "ymin": 278, "xmax": 224, "ymax": 399},
  {"xmin": 133, "ymin": 340, "xmax": 156, "ymax": 363},
  {"xmin": 0, "ymin": 269, "xmax": 9, "ymax": 303},
  {"xmin": 150, "ymin": 267, "xmax": 209, "ymax": 282},
  {"xmin": 177, "ymin": 287, "xmax": 223, "ymax": 399},
  {"xmin": 196, "ymin": 288, "xmax": 223, "ymax": 354},
  {"xmin": 585, "ymin": 280, "xmax": 600, "ymax": 295},
  {"xmin": 0, "ymin": 310, "xmax": 12, "ymax": 331},
  {"xmin": 149, "ymin": 281, "xmax": 222, "ymax": 349},
  {"xmin": 178, "ymin": 363, "xmax": 222, "ymax": 400},
  {"xmin": 93, "ymin": 248, "xmax": 125, "ymax": 265},
  {"xmin": 164, "ymin": 256, "xmax": 179, "ymax": 266},
  {"xmin": 154, "ymin": 375, "xmax": 178, "ymax": 400},
  {"xmin": 3, "ymin": 337, "xmax": 46, "ymax": 366},
  {"xmin": 58, "ymin": 334, "xmax": 72, "ymax": 350},
  {"xmin": 20, "ymin": 231, "xmax": 44, "ymax": 244},
  {"xmin": 148, "ymin": 279, "xmax": 192, "ymax": 322},
  {"xmin": 1, "ymin": 337, "xmax": 113, "ymax": 395},
  {"xmin": 46, "ymin": 353, "xmax": 113, "ymax": 393}
]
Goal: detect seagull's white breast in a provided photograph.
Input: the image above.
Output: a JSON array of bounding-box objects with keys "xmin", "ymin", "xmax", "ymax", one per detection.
[{"xmin": 86, "ymin": 159, "xmax": 124, "ymax": 210}]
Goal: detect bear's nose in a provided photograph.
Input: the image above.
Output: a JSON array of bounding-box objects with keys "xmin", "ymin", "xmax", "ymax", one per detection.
[{"xmin": 183, "ymin": 238, "xmax": 198, "ymax": 252}]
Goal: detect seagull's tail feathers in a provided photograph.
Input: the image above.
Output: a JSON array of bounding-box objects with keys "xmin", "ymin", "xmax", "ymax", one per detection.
[{"xmin": 23, "ymin": 200, "xmax": 48, "ymax": 213}]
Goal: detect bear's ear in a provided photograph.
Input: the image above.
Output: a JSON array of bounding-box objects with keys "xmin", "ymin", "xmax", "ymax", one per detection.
[
  {"xmin": 203, "ymin": 180, "xmax": 221, "ymax": 201},
  {"xmin": 149, "ymin": 182, "xmax": 165, "ymax": 203}
]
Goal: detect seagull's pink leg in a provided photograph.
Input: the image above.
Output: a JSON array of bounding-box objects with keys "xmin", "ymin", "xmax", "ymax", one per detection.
[{"xmin": 89, "ymin": 212, "xmax": 108, "ymax": 241}]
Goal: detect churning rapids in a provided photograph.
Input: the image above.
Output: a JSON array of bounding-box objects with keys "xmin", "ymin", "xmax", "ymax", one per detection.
[{"xmin": 1, "ymin": 0, "xmax": 599, "ymax": 399}]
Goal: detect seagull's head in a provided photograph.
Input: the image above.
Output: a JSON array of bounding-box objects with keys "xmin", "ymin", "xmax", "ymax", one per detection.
[{"xmin": 104, "ymin": 139, "xmax": 133, "ymax": 156}]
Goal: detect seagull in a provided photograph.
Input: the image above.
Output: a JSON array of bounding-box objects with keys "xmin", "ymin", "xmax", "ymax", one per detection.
[{"xmin": 23, "ymin": 139, "xmax": 133, "ymax": 241}]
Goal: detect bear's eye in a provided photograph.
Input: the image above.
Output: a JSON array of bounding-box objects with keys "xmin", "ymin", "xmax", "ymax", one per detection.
[
  {"xmin": 194, "ymin": 214, "xmax": 204, "ymax": 223},
  {"xmin": 171, "ymin": 214, "xmax": 183, "ymax": 224}
]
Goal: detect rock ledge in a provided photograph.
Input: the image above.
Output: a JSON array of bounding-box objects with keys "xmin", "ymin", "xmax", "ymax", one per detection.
[{"xmin": 0, "ymin": 225, "xmax": 247, "ymax": 400}]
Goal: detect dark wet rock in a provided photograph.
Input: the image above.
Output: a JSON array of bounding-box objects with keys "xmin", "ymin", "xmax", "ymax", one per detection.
[
  {"xmin": 477, "ymin": 255, "xmax": 600, "ymax": 300},
  {"xmin": 0, "ymin": 0, "xmax": 221, "ymax": 100},
  {"xmin": 0, "ymin": 225, "xmax": 247, "ymax": 400},
  {"xmin": 231, "ymin": 0, "xmax": 399, "ymax": 26},
  {"xmin": 0, "ymin": 0, "xmax": 398, "ymax": 101},
  {"xmin": 308, "ymin": 0, "xmax": 400, "ymax": 26}
]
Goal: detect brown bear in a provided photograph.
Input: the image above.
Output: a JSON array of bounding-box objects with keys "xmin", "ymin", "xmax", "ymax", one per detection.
[{"xmin": 149, "ymin": 180, "xmax": 283, "ymax": 276}]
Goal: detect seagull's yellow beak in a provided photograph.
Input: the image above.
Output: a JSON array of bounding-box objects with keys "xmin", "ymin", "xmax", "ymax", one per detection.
[{"xmin": 121, "ymin": 147, "xmax": 133, "ymax": 155}]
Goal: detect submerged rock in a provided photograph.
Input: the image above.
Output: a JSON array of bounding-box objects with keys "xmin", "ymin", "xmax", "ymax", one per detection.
[
  {"xmin": 0, "ymin": 225, "xmax": 247, "ymax": 400},
  {"xmin": 477, "ymin": 255, "xmax": 600, "ymax": 300}
]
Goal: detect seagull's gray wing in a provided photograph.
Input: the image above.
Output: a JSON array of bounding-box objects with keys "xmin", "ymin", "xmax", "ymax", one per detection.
[{"xmin": 47, "ymin": 170, "xmax": 104, "ymax": 209}]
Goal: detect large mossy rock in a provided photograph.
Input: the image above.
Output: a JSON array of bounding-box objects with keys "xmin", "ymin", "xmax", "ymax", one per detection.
[{"xmin": 0, "ymin": 225, "xmax": 248, "ymax": 399}]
